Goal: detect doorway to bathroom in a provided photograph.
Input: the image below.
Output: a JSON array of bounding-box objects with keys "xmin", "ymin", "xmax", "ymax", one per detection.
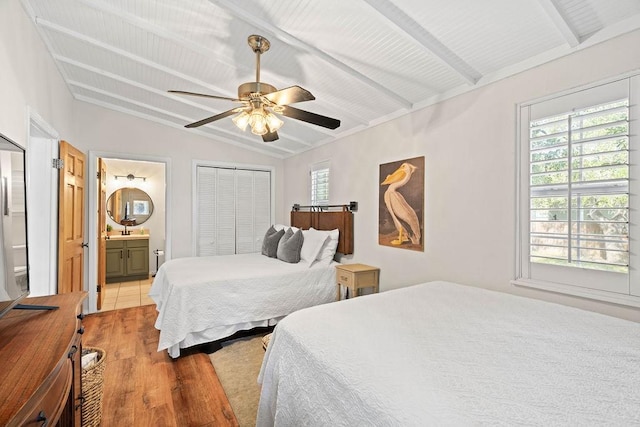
[{"xmin": 88, "ymin": 152, "xmax": 170, "ymax": 313}]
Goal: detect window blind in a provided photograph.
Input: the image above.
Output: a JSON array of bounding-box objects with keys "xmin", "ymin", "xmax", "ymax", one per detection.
[
  {"xmin": 529, "ymin": 99, "xmax": 629, "ymax": 272},
  {"xmin": 516, "ymin": 75, "xmax": 640, "ymax": 304},
  {"xmin": 310, "ymin": 161, "xmax": 330, "ymax": 206}
]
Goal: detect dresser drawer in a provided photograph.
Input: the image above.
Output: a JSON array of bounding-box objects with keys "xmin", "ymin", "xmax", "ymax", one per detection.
[{"xmin": 17, "ymin": 359, "xmax": 72, "ymax": 427}]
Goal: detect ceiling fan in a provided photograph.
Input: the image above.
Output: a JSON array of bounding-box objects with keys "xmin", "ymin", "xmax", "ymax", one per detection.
[{"xmin": 169, "ymin": 35, "xmax": 341, "ymax": 142}]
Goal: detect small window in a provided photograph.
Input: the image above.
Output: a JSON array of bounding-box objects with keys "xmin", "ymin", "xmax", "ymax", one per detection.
[{"xmin": 310, "ymin": 161, "xmax": 330, "ymax": 206}]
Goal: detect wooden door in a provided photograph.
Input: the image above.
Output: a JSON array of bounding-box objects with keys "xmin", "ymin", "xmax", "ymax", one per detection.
[
  {"xmin": 97, "ymin": 158, "xmax": 107, "ymax": 308},
  {"xmin": 58, "ymin": 141, "xmax": 86, "ymax": 294}
]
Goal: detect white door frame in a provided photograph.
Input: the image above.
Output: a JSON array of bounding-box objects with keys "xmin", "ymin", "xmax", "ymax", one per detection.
[
  {"xmin": 87, "ymin": 150, "xmax": 171, "ymax": 313},
  {"xmin": 26, "ymin": 108, "xmax": 59, "ymax": 297}
]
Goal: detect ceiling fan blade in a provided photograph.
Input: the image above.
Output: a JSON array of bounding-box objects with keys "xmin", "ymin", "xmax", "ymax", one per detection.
[
  {"xmin": 280, "ymin": 106, "xmax": 341, "ymax": 129},
  {"xmin": 262, "ymin": 131, "xmax": 279, "ymax": 142},
  {"xmin": 169, "ymin": 90, "xmax": 241, "ymax": 102},
  {"xmin": 185, "ymin": 108, "xmax": 244, "ymax": 128},
  {"xmin": 263, "ymin": 85, "xmax": 315, "ymax": 106}
]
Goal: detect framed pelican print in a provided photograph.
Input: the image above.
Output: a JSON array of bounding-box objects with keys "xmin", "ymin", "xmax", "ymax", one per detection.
[{"xmin": 379, "ymin": 156, "xmax": 424, "ymax": 251}]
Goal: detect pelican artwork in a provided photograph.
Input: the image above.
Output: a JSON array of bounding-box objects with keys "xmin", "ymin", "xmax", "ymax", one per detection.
[{"xmin": 381, "ymin": 162, "xmax": 422, "ymax": 246}]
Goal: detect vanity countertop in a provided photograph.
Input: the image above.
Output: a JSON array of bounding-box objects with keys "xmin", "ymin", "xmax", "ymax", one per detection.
[{"xmin": 107, "ymin": 233, "xmax": 149, "ymax": 240}]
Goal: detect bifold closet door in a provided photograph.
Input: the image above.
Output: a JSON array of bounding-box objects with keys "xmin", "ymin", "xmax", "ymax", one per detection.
[
  {"xmin": 196, "ymin": 166, "xmax": 271, "ymax": 256},
  {"xmin": 235, "ymin": 169, "xmax": 271, "ymax": 254}
]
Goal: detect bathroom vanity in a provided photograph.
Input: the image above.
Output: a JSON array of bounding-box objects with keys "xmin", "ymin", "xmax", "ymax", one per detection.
[{"xmin": 105, "ymin": 234, "xmax": 149, "ymax": 283}]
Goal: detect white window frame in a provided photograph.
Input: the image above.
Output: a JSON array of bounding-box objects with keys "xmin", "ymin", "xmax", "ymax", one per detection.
[
  {"xmin": 310, "ymin": 160, "xmax": 330, "ymax": 206},
  {"xmin": 513, "ymin": 73, "xmax": 640, "ymax": 308}
]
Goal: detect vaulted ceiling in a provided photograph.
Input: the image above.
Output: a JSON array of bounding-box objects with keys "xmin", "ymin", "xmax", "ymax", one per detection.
[{"xmin": 21, "ymin": 0, "xmax": 640, "ymax": 158}]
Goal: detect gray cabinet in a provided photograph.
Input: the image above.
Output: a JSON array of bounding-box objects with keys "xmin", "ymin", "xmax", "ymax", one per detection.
[{"xmin": 106, "ymin": 238, "xmax": 149, "ymax": 283}]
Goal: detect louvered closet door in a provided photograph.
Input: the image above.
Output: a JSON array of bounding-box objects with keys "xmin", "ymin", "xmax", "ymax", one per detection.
[
  {"xmin": 196, "ymin": 166, "xmax": 236, "ymax": 256},
  {"xmin": 196, "ymin": 166, "xmax": 271, "ymax": 256},
  {"xmin": 253, "ymin": 170, "xmax": 271, "ymax": 251},
  {"xmin": 236, "ymin": 169, "xmax": 271, "ymax": 254}
]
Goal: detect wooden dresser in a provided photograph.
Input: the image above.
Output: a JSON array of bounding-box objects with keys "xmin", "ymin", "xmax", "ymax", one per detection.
[{"xmin": 0, "ymin": 292, "xmax": 87, "ymax": 426}]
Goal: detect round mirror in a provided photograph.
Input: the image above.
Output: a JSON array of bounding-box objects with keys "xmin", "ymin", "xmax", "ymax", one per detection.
[{"xmin": 106, "ymin": 188, "xmax": 154, "ymax": 226}]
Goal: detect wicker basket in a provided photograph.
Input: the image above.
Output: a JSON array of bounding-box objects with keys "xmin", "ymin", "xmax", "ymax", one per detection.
[
  {"xmin": 81, "ymin": 347, "xmax": 106, "ymax": 427},
  {"xmin": 262, "ymin": 333, "xmax": 272, "ymax": 351}
]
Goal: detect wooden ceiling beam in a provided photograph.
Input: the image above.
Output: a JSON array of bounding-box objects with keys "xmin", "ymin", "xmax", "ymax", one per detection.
[
  {"xmin": 537, "ymin": 0, "xmax": 581, "ymax": 47},
  {"xmin": 35, "ymin": 17, "xmax": 238, "ymax": 99},
  {"xmin": 362, "ymin": 0, "xmax": 481, "ymax": 86}
]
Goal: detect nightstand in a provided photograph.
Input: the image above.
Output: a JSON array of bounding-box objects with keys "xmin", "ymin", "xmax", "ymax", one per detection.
[{"xmin": 335, "ymin": 263, "xmax": 380, "ymax": 301}]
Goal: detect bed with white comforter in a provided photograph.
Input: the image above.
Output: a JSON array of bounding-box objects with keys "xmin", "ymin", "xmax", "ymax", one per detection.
[
  {"xmin": 257, "ymin": 281, "xmax": 640, "ymax": 426},
  {"xmin": 149, "ymin": 253, "xmax": 337, "ymax": 357}
]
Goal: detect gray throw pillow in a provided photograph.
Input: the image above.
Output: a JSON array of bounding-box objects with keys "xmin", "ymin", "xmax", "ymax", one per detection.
[
  {"xmin": 262, "ymin": 226, "xmax": 285, "ymax": 258},
  {"xmin": 277, "ymin": 228, "xmax": 304, "ymax": 263}
]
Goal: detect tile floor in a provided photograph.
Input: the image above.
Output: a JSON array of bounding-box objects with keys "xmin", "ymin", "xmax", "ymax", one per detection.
[{"xmin": 99, "ymin": 276, "xmax": 155, "ymax": 311}]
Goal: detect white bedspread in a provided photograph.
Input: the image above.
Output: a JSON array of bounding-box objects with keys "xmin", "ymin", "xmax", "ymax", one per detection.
[
  {"xmin": 149, "ymin": 253, "xmax": 337, "ymax": 357},
  {"xmin": 257, "ymin": 281, "xmax": 640, "ymax": 426}
]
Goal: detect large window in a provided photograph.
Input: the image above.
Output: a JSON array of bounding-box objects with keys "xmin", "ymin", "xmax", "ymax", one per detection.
[
  {"xmin": 516, "ymin": 76, "xmax": 640, "ymax": 306},
  {"xmin": 310, "ymin": 161, "xmax": 330, "ymax": 206},
  {"xmin": 529, "ymin": 99, "xmax": 629, "ymax": 272}
]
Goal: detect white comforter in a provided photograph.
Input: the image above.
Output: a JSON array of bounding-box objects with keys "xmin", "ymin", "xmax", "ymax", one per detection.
[
  {"xmin": 257, "ymin": 281, "xmax": 640, "ymax": 426},
  {"xmin": 149, "ymin": 253, "xmax": 337, "ymax": 357}
]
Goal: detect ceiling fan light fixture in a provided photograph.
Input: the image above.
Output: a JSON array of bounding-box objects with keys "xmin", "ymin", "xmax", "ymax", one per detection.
[
  {"xmin": 171, "ymin": 34, "xmax": 340, "ymax": 142},
  {"xmin": 249, "ymin": 108, "xmax": 268, "ymax": 135},
  {"xmin": 232, "ymin": 111, "xmax": 251, "ymax": 131},
  {"xmin": 265, "ymin": 111, "xmax": 283, "ymax": 132}
]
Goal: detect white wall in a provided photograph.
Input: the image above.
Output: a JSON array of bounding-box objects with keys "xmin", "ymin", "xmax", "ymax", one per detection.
[
  {"xmin": 0, "ymin": 0, "xmax": 76, "ymax": 147},
  {"xmin": 282, "ymin": 29, "xmax": 640, "ymax": 322}
]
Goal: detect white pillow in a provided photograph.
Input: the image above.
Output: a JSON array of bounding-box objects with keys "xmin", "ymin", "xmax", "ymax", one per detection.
[
  {"xmin": 274, "ymin": 224, "xmax": 300, "ymax": 233},
  {"xmin": 312, "ymin": 228, "xmax": 340, "ymax": 264},
  {"xmin": 300, "ymin": 228, "xmax": 329, "ymax": 266}
]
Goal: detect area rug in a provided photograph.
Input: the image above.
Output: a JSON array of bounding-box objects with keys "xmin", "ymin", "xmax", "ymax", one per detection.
[{"xmin": 209, "ymin": 334, "xmax": 267, "ymax": 427}]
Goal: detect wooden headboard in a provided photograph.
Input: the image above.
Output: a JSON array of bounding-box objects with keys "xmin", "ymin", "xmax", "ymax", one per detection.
[{"xmin": 291, "ymin": 206, "xmax": 354, "ymax": 255}]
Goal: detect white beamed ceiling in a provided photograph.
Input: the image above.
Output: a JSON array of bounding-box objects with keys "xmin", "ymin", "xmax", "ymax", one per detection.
[{"xmin": 21, "ymin": 0, "xmax": 640, "ymax": 158}]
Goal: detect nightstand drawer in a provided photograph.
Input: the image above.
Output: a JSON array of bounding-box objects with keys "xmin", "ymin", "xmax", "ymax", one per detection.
[{"xmin": 336, "ymin": 270, "xmax": 353, "ymax": 286}]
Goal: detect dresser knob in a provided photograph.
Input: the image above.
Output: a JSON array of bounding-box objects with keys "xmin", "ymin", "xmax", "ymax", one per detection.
[
  {"xmin": 68, "ymin": 345, "xmax": 78, "ymax": 358},
  {"xmin": 36, "ymin": 410, "xmax": 49, "ymax": 427},
  {"xmin": 75, "ymin": 395, "xmax": 85, "ymax": 410}
]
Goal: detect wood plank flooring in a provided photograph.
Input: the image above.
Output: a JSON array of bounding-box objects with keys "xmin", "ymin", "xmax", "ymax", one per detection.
[{"xmin": 83, "ymin": 304, "xmax": 238, "ymax": 426}]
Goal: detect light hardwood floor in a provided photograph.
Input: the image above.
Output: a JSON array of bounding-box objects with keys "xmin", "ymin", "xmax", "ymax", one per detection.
[{"xmin": 83, "ymin": 304, "xmax": 238, "ymax": 426}]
